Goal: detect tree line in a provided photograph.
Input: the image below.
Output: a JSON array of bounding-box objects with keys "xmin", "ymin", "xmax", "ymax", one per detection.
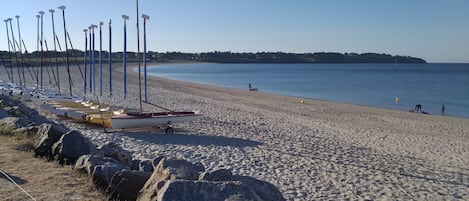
[{"xmin": 0, "ymin": 50, "xmax": 426, "ymax": 64}]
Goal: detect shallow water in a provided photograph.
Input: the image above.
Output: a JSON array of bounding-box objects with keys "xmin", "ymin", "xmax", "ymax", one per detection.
[{"xmin": 147, "ymin": 63, "xmax": 469, "ymax": 119}]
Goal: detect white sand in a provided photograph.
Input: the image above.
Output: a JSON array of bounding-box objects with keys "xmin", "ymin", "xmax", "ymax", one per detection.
[{"xmin": 4, "ymin": 63, "xmax": 469, "ymax": 200}]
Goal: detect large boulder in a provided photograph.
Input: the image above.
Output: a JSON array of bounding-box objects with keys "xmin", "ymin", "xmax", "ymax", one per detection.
[
  {"xmin": 33, "ymin": 123, "xmax": 67, "ymax": 159},
  {"xmin": 137, "ymin": 157, "xmax": 205, "ymax": 200},
  {"xmin": 0, "ymin": 108, "xmax": 8, "ymax": 118},
  {"xmin": 0, "ymin": 95, "xmax": 39, "ymax": 120},
  {"xmin": 107, "ymin": 169, "xmax": 151, "ymax": 201},
  {"xmin": 199, "ymin": 169, "xmax": 237, "ymax": 181},
  {"xmin": 138, "ymin": 156, "xmax": 165, "ymax": 173},
  {"xmin": 12, "ymin": 126, "xmax": 39, "ymax": 138},
  {"xmin": 236, "ymin": 176, "xmax": 285, "ymax": 201},
  {"xmin": 147, "ymin": 180, "xmax": 261, "ymax": 201},
  {"xmin": 93, "ymin": 162, "xmax": 130, "ymax": 188},
  {"xmin": 97, "ymin": 142, "xmax": 132, "ymax": 167},
  {"xmin": 52, "ymin": 130, "xmax": 97, "ymax": 165},
  {"xmin": 0, "ymin": 117, "xmax": 31, "ymax": 135},
  {"xmin": 198, "ymin": 170, "xmax": 286, "ymax": 201},
  {"xmin": 75, "ymin": 154, "xmax": 120, "ymax": 175},
  {"xmin": 74, "ymin": 154, "xmax": 130, "ymax": 188}
]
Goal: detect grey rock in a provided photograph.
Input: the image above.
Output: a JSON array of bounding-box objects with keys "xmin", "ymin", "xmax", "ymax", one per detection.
[
  {"xmin": 131, "ymin": 159, "xmax": 141, "ymax": 171},
  {"xmin": 93, "ymin": 162, "xmax": 130, "ymax": 188},
  {"xmin": 33, "ymin": 123, "xmax": 67, "ymax": 159},
  {"xmin": 138, "ymin": 157, "xmax": 205, "ymax": 200},
  {"xmin": 75, "ymin": 154, "xmax": 120, "ymax": 175},
  {"xmin": 237, "ymin": 176, "xmax": 285, "ymax": 201},
  {"xmin": 13, "ymin": 126, "xmax": 39, "ymax": 137},
  {"xmin": 97, "ymin": 142, "xmax": 132, "ymax": 167},
  {"xmin": 53, "ymin": 130, "xmax": 97, "ymax": 165},
  {"xmin": 142, "ymin": 180, "xmax": 261, "ymax": 201},
  {"xmin": 0, "ymin": 117, "xmax": 30, "ymax": 132},
  {"xmin": 74, "ymin": 154, "xmax": 130, "ymax": 188},
  {"xmin": 107, "ymin": 169, "xmax": 151, "ymax": 201},
  {"xmin": 139, "ymin": 159, "xmax": 154, "ymax": 172},
  {"xmin": 199, "ymin": 169, "xmax": 236, "ymax": 182},
  {"xmin": 140, "ymin": 156, "xmax": 165, "ymax": 173},
  {"xmin": 0, "ymin": 108, "xmax": 8, "ymax": 118}
]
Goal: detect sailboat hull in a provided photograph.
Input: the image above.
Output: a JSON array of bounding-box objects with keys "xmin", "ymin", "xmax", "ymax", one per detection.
[{"xmin": 109, "ymin": 111, "xmax": 202, "ymax": 129}]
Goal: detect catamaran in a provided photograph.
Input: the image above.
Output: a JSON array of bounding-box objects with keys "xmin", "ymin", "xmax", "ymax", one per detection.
[{"xmin": 109, "ymin": 0, "xmax": 202, "ymax": 133}]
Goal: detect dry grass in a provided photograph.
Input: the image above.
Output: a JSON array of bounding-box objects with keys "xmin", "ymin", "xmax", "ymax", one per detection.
[{"xmin": 0, "ymin": 135, "xmax": 107, "ymax": 201}]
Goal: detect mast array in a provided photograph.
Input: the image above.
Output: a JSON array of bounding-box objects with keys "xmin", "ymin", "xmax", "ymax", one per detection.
[{"xmin": 1, "ymin": 1, "xmax": 150, "ymax": 102}]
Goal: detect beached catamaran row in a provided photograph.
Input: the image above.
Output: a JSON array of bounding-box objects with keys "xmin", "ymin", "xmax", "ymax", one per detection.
[{"xmin": 1, "ymin": 0, "xmax": 202, "ymax": 133}]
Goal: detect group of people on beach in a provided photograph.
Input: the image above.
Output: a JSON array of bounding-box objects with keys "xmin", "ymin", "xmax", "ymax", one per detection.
[
  {"xmin": 396, "ymin": 96, "xmax": 445, "ymax": 115},
  {"xmin": 407, "ymin": 103, "xmax": 445, "ymax": 115}
]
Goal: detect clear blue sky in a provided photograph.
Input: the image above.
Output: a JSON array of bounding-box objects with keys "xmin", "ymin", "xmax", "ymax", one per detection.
[{"xmin": 0, "ymin": 0, "xmax": 468, "ymax": 63}]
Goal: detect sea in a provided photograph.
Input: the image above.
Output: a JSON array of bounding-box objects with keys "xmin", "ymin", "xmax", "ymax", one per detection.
[{"xmin": 146, "ymin": 63, "xmax": 469, "ymax": 119}]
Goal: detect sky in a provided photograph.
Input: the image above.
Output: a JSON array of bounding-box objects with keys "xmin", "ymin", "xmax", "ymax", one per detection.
[{"xmin": 0, "ymin": 0, "xmax": 468, "ymax": 63}]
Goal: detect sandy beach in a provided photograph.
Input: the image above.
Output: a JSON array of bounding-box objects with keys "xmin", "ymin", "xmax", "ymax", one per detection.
[{"xmin": 3, "ymin": 63, "xmax": 468, "ymax": 200}]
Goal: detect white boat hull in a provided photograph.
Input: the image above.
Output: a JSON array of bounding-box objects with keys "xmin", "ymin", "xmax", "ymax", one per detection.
[{"xmin": 110, "ymin": 112, "xmax": 202, "ymax": 129}]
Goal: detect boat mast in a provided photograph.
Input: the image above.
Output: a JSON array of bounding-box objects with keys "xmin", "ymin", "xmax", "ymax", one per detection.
[
  {"xmin": 99, "ymin": 22, "xmax": 103, "ymax": 96},
  {"xmin": 49, "ymin": 9, "xmax": 60, "ymax": 95},
  {"xmin": 39, "ymin": 11, "xmax": 44, "ymax": 89},
  {"xmin": 88, "ymin": 26, "xmax": 92, "ymax": 93},
  {"xmin": 83, "ymin": 29, "xmax": 88, "ymax": 96},
  {"xmin": 35, "ymin": 15, "xmax": 39, "ymax": 89},
  {"xmin": 122, "ymin": 15, "xmax": 129, "ymax": 99},
  {"xmin": 9, "ymin": 18, "xmax": 22, "ymax": 87},
  {"xmin": 91, "ymin": 24, "xmax": 97, "ymax": 94},
  {"xmin": 142, "ymin": 14, "xmax": 149, "ymax": 103},
  {"xmin": 136, "ymin": 0, "xmax": 142, "ymax": 114},
  {"xmin": 58, "ymin": 6, "xmax": 72, "ymax": 97},
  {"xmin": 4, "ymin": 18, "xmax": 14, "ymax": 83},
  {"xmin": 108, "ymin": 19, "xmax": 112, "ymax": 97},
  {"xmin": 15, "ymin": 15, "xmax": 26, "ymax": 87}
]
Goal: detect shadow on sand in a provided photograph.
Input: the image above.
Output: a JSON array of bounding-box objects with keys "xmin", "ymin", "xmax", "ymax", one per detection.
[{"xmin": 122, "ymin": 132, "xmax": 263, "ymax": 148}]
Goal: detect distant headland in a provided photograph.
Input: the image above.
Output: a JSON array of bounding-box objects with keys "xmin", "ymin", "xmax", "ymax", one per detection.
[
  {"xmin": 151, "ymin": 51, "xmax": 426, "ymax": 64},
  {"xmin": 0, "ymin": 50, "xmax": 426, "ymax": 64}
]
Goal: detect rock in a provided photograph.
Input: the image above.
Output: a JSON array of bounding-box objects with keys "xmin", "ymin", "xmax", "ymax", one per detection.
[
  {"xmin": 139, "ymin": 159, "xmax": 154, "ymax": 172},
  {"xmin": 139, "ymin": 156, "xmax": 165, "ymax": 173},
  {"xmin": 237, "ymin": 176, "xmax": 285, "ymax": 201},
  {"xmin": 93, "ymin": 162, "xmax": 130, "ymax": 188},
  {"xmin": 74, "ymin": 154, "xmax": 130, "ymax": 188},
  {"xmin": 131, "ymin": 159, "xmax": 141, "ymax": 171},
  {"xmin": 0, "ymin": 117, "xmax": 31, "ymax": 134},
  {"xmin": 0, "ymin": 108, "xmax": 8, "ymax": 118},
  {"xmin": 138, "ymin": 157, "xmax": 205, "ymax": 200},
  {"xmin": 151, "ymin": 156, "xmax": 166, "ymax": 170},
  {"xmin": 75, "ymin": 154, "xmax": 119, "ymax": 175},
  {"xmin": 198, "ymin": 170, "xmax": 286, "ymax": 201},
  {"xmin": 13, "ymin": 126, "xmax": 39, "ymax": 137},
  {"xmin": 97, "ymin": 142, "xmax": 132, "ymax": 167},
  {"xmin": 107, "ymin": 169, "xmax": 151, "ymax": 201},
  {"xmin": 0, "ymin": 95, "xmax": 38, "ymax": 119},
  {"xmin": 33, "ymin": 123, "xmax": 67, "ymax": 159},
  {"xmin": 53, "ymin": 130, "xmax": 97, "ymax": 165},
  {"xmin": 154, "ymin": 157, "xmax": 205, "ymax": 181},
  {"xmin": 145, "ymin": 180, "xmax": 261, "ymax": 201},
  {"xmin": 199, "ymin": 169, "xmax": 236, "ymax": 181}
]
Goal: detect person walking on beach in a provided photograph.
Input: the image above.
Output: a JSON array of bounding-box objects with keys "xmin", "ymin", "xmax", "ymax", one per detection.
[{"xmin": 441, "ymin": 104, "xmax": 445, "ymax": 116}]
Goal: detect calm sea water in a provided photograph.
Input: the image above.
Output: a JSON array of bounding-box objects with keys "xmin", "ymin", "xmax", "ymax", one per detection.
[{"xmin": 147, "ymin": 63, "xmax": 469, "ymax": 119}]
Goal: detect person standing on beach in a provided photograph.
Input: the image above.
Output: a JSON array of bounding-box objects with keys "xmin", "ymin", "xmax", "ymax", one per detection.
[{"xmin": 441, "ymin": 104, "xmax": 445, "ymax": 115}]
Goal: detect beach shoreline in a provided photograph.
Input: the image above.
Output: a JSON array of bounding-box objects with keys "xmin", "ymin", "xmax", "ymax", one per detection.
[{"xmin": 2, "ymin": 63, "xmax": 468, "ymax": 200}]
